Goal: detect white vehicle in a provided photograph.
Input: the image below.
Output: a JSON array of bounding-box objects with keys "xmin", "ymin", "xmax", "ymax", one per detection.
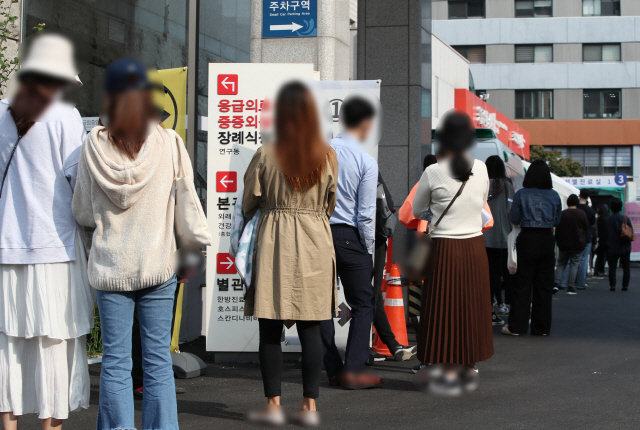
[
  {"xmin": 471, "ymin": 129, "xmax": 526, "ymax": 191},
  {"xmin": 431, "ymin": 129, "xmax": 526, "ymax": 191}
]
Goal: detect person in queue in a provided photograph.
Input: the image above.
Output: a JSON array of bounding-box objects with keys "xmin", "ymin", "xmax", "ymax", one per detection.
[
  {"xmin": 400, "ymin": 154, "xmax": 438, "ymax": 332},
  {"xmin": 72, "ymin": 58, "xmax": 192, "ymax": 429},
  {"xmin": 243, "ymin": 82, "xmax": 338, "ymax": 427},
  {"xmin": 593, "ymin": 204, "xmax": 609, "ymax": 279},
  {"xmin": 561, "ymin": 190, "xmax": 596, "ymax": 290},
  {"xmin": 320, "ymin": 96, "xmax": 382, "ymax": 390},
  {"xmin": 483, "ymin": 155, "xmax": 515, "ymax": 327},
  {"xmin": 503, "ymin": 160, "xmax": 561, "ymax": 336},
  {"xmin": 411, "ymin": 110, "xmax": 493, "ymax": 380},
  {"xmin": 368, "ymin": 172, "xmax": 417, "ymax": 364},
  {"xmin": 553, "ymin": 194, "xmax": 589, "ymax": 296},
  {"xmin": 0, "ymin": 33, "xmax": 93, "ymax": 430},
  {"xmin": 605, "ymin": 198, "xmax": 633, "ymax": 291}
]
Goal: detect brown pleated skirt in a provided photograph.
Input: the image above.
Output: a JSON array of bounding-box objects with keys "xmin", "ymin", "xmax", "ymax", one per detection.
[{"xmin": 416, "ymin": 235, "xmax": 494, "ymax": 365}]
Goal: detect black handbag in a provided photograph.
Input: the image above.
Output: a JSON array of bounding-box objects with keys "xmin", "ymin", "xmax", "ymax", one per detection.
[{"xmin": 403, "ymin": 180, "xmax": 467, "ymax": 282}]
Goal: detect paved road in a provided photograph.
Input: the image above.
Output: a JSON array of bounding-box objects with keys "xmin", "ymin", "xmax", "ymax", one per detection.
[{"xmin": 18, "ymin": 268, "xmax": 640, "ymax": 429}]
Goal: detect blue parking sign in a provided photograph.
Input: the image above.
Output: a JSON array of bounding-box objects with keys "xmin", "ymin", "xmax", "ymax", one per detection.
[{"xmin": 262, "ymin": 1, "xmax": 317, "ymax": 38}]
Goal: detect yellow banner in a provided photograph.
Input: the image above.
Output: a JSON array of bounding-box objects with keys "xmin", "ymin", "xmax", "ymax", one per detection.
[{"xmin": 158, "ymin": 67, "xmax": 187, "ymax": 143}]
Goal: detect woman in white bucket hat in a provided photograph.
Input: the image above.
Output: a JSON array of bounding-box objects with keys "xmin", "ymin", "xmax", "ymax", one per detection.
[{"xmin": 0, "ymin": 33, "xmax": 93, "ymax": 430}]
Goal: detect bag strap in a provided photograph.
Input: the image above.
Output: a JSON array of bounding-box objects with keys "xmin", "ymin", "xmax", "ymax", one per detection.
[
  {"xmin": 168, "ymin": 132, "xmax": 177, "ymax": 181},
  {"xmin": 0, "ymin": 135, "xmax": 23, "ymax": 199},
  {"xmin": 428, "ymin": 180, "xmax": 467, "ymax": 237}
]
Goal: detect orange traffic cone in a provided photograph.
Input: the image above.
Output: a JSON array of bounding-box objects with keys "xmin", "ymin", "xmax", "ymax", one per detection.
[
  {"xmin": 384, "ymin": 265, "xmax": 409, "ymax": 346},
  {"xmin": 372, "ymin": 264, "xmax": 409, "ymax": 357},
  {"xmin": 372, "ymin": 278, "xmax": 392, "ymax": 356}
]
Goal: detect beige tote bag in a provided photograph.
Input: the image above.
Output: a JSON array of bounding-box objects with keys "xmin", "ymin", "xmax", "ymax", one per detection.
[{"xmin": 170, "ymin": 137, "xmax": 212, "ymax": 249}]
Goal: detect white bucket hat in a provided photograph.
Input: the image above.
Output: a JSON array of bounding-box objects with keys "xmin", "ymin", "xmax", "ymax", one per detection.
[{"xmin": 19, "ymin": 33, "xmax": 82, "ymax": 87}]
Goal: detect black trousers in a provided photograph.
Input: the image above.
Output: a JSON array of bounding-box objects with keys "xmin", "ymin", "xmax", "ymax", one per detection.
[
  {"xmin": 608, "ymin": 252, "xmax": 631, "ymax": 288},
  {"xmin": 372, "ymin": 241, "xmax": 399, "ymax": 351},
  {"xmin": 320, "ymin": 225, "xmax": 375, "ymax": 377},
  {"xmin": 259, "ymin": 318, "xmax": 322, "ymax": 399},
  {"xmin": 595, "ymin": 246, "xmax": 608, "ymax": 275},
  {"xmin": 485, "ymin": 247, "xmax": 511, "ymax": 305},
  {"xmin": 508, "ymin": 229, "xmax": 555, "ymax": 336}
]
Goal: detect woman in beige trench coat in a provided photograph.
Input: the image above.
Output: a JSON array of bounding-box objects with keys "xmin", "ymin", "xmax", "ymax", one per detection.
[{"xmin": 244, "ymin": 82, "xmax": 338, "ymax": 427}]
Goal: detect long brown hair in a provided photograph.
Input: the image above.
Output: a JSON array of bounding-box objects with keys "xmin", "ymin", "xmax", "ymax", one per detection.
[
  {"xmin": 99, "ymin": 89, "xmax": 158, "ymax": 160},
  {"xmin": 273, "ymin": 82, "xmax": 334, "ymax": 191}
]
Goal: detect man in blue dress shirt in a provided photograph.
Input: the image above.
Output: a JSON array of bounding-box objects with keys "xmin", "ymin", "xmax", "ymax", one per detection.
[{"xmin": 320, "ymin": 97, "xmax": 382, "ymax": 389}]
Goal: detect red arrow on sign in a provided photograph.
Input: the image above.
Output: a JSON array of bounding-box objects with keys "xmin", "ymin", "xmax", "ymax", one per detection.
[
  {"xmin": 216, "ymin": 171, "xmax": 237, "ymax": 192},
  {"xmin": 217, "ymin": 74, "xmax": 238, "ymax": 95},
  {"xmin": 216, "ymin": 253, "xmax": 236, "ymax": 274}
]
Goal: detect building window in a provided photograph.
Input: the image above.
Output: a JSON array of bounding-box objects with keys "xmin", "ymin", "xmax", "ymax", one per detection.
[
  {"xmin": 552, "ymin": 146, "xmax": 632, "ymax": 175},
  {"xmin": 515, "ymin": 90, "xmax": 553, "ymax": 119},
  {"xmin": 583, "ymin": 90, "xmax": 621, "ymax": 119},
  {"xmin": 515, "ymin": 0, "xmax": 553, "ymax": 17},
  {"xmin": 453, "ymin": 45, "xmax": 486, "ymax": 63},
  {"xmin": 515, "ymin": 45, "xmax": 553, "ymax": 63},
  {"xmin": 583, "ymin": 44, "xmax": 621, "ymax": 62},
  {"xmin": 583, "ymin": 0, "xmax": 621, "ymax": 16},
  {"xmin": 448, "ymin": 1, "xmax": 485, "ymax": 19}
]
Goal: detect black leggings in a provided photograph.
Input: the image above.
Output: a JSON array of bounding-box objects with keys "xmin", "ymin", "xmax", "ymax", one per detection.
[
  {"xmin": 259, "ymin": 318, "xmax": 322, "ymax": 399},
  {"xmin": 486, "ymin": 247, "xmax": 512, "ymax": 305}
]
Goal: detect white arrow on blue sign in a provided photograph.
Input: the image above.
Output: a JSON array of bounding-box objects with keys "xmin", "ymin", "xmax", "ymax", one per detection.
[
  {"xmin": 270, "ymin": 22, "xmax": 304, "ymax": 32},
  {"xmin": 262, "ymin": 1, "xmax": 317, "ymax": 38}
]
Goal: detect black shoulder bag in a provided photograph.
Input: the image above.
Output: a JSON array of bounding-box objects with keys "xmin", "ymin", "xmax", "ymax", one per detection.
[{"xmin": 403, "ymin": 180, "xmax": 467, "ymax": 282}]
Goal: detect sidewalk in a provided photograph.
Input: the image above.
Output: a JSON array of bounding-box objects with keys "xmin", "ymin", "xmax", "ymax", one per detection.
[{"xmin": 18, "ymin": 268, "xmax": 640, "ymax": 429}]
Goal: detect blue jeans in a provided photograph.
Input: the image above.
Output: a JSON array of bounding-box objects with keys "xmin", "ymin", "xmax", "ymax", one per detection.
[
  {"xmin": 560, "ymin": 243, "xmax": 591, "ymax": 289},
  {"xmin": 96, "ymin": 275, "xmax": 178, "ymax": 430}
]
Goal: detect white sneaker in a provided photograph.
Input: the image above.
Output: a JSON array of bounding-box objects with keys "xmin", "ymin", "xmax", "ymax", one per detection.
[
  {"xmin": 393, "ymin": 345, "xmax": 417, "ymax": 362},
  {"xmin": 497, "ymin": 304, "xmax": 509, "ymax": 315},
  {"xmin": 246, "ymin": 407, "xmax": 286, "ymax": 426},
  {"xmin": 290, "ymin": 411, "xmax": 321, "ymax": 428}
]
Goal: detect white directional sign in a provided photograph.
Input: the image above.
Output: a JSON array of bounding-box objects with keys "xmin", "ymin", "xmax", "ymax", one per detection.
[{"xmin": 206, "ymin": 63, "xmax": 315, "ymax": 353}]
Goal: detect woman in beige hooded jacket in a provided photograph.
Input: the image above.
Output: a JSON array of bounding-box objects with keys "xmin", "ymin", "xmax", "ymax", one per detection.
[{"xmin": 72, "ymin": 58, "xmax": 190, "ymax": 430}]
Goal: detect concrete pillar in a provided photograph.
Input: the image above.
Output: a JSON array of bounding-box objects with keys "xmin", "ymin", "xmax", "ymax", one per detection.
[
  {"xmin": 357, "ymin": 0, "xmax": 431, "ymax": 259},
  {"xmin": 250, "ymin": 0, "xmax": 350, "ymax": 81},
  {"xmin": 357, "ymin": 0, "xmax": 431, "ymax": 202}
]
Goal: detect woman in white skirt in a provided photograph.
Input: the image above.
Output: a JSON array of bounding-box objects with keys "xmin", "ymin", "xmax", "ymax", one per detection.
[{"xmin": 0, "ymin": 34, "xmax": 94, "ymax": 429}]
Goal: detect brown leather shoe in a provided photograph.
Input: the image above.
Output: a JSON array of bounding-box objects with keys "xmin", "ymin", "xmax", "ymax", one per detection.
[
  {"xmin": 338, "ymin": 371, "xmax": 383, "ymax": 390},
  {"xmin": 328, "ymin": 376, "xmax": 341, "ymax": 386}
]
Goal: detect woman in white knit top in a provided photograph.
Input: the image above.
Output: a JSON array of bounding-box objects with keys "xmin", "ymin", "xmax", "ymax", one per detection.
[
  {"xmin": 72, "ymin": 58, "xmax": 189, "ymax": 430},
  {"xmin": 412, "ymin": 158, "xmax": 489, "ymax": 239},
  {"xmin": 411, "ymin": 110, "xmax": 493, "ymax": 386}
]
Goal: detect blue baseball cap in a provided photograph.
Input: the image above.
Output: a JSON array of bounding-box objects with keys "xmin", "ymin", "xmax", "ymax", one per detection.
[{"xmin": 103, "ymin": 57, "xmax": 150, "ymax": 94}]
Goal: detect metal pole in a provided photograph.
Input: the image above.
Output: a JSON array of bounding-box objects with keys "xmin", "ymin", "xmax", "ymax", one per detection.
[{"xmin": 186, "ymin": 0, "xmax": 200, "ymax": 174}]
